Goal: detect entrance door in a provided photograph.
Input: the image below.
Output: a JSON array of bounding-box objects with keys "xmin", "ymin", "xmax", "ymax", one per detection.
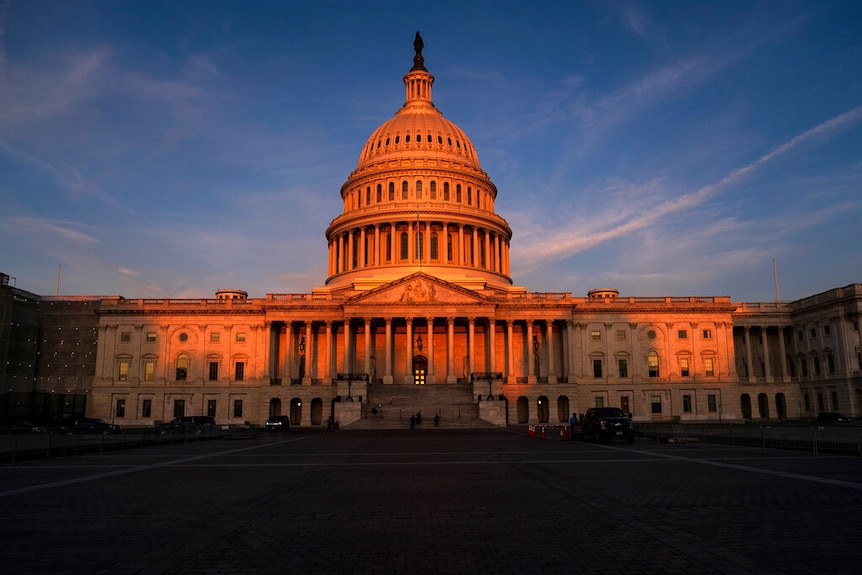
[
  {"xmin": 620, "ymin": 396, "xmax": 630, "ymax": 415},
  {"xmin": 413, "ymin": 356, "xmax": 427, "ymax": 384}
]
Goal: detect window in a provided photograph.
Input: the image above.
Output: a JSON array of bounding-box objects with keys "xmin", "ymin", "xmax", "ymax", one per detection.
[
  {"xmin": 830, "ymin": 390, "xmax": 838, "ymax": 410},
  {"xmin": 456, "ymin": 184, "xmax": 462, "ymax": 203},
  {"xmin": 678, "ymin": 330, "xmax": 687, "ymax": 339},
  {"xmin": 207, "ymin": 399, "xmax": 217, "ymax": 418},
  {"xmin": 142, "ymin": 399, "xmax": 152, "ymax": 418},
  {"xmin": 401, "ymin": 180, "xmax": 408, "ymax": 199},
  {"xmin": 824, "ymin": 325, "xmax": 831, "ymax": 337},
  {"xmin": 702, "ymin": 329, "xmax": 712, "ymax": 339},
  {"xmin": 443, "ymin": 182, "xmax": 450, "ymax": 201},
  {"xmin": 593, "ymin": 359, "xmax": 602, "ymax": 378},
  {"xmin": 430, "ymin": 232, "xmax": 438, "ymax": 260},
  {"xmin": 415, "ymin": 180, "xmax": 422, "ymax": 198},
  {"xmin": 467, "ymin": 186, "xmax": 472, "ymax": 205},
  {"xmin": 236, "ymin": 332, "xmax": 246, "ymax": 342},
  {"xmin": 707, "ymin": 395, "xmax": 717, "ymax": 413},
  {"xmin": 594, "ymin": 397, "xmax": 604, "ymax": 408},
  {"xmin": 209, "ymin": 362, "xmax": 219, "ymax": 381},
  {"xmin": 827, "ymin": 353, "xmax": 835, "ymax": 374},
  {"xmin": 430, "ymin": 180, "xmax": 436, "ymax": 199},
  {"xmin": 366, "ymin": 186, "xmax": 371, "ymax": 205},
  {"xmin": 680, "ymin": 357, "xmax": 690, "ymax": 377},
  {"xmin": 173, "ymin": 399, "xmax": 185, "ymax": 418},
  {"xmin": 616, "ymin": 330, "xmax": 626, "ymax": 341},
  {"xmin": 704, "ymin": 357, "xmax": 714, "ymax": 377},
  {"xmin": 650, "ymin": 395, "xmax": 662, "ymax": 414},
  {"xmin": 144, "ymin": 361, "xmax": 155, "ymax": 381},
  {"xmin": 804, "ymin": 393, "xmax": 811, "ymax": 411},
  {"xmin": 682, "ymin": 395, "xmax": 692, "ymax": 413},
  {"xmin": 810, "ymin": 328, "xmax": 817, "ymax": 339},
  {"xmin": 116, "ymin": 399, "xmax": 126, "ymax": 418},
  {"xmin": 813, "ymin": 356, "xmax": 821, "ymax": 376},
  {"xmin": 797, "ymin": 331, "xmax": 804, "ymax": 341},
  {"xmin": 179, "ymin": 332, "xmax": 188, "ymax": 342},
  {"xmin": 118, "ymin": 361, "xmax": 129, "ymax": 381},
  {"xmin": 591, "ymin": 330, "xmax": 601, "ymax": 341},
  {"xmin": 800, "ymin": 358, "xmax": 808, "ymax": 377},
  {"xmin": 146, "ymin": 332, "xmax": 157, "ymax": 342},
  {"xmin": 210, "ymin": 333, "xmax": 220, "ymax": 343},
  {"xmin": 234, "ymin": 399, "xmax": 244, "ymax": 418},
  {"xmin": 377, "ymin": 183, "xmax": 382, "ymax": 202},
  {"xmin": 447, "ymin": 234, "xmax": 453, "ymax": 261},
  {"xmin": 647, "ymin": 351, "xmax": 659, "ymax": 377},
  {"xmin": 235, "ymin": 362, "xmax": 245, "ymax": 381},
  {"xmin": 176, "ymin": 354, "xmax": 189, "ymax": 381},
  {"xmin": 618, "ymin": 358, "xmax": 628, "ymax": 378},
  {"xmin": 120, "ymin": 332, "xmax": 131, "ymax": 342},
  {"xmin": 388, "ymin": 182, "xmax": 395, "ymax": 201},
  {"xmin": 816, "ymin": 391, "xmax": 824, "ymax": 411},
  {"xmin": 400, "ymin": 232, "xmax": 408, "ymax": 260}
]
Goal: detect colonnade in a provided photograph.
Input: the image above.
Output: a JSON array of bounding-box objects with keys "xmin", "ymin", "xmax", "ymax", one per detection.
[{"xmin": 326, "ymin": 221, "xmax": 510, "ymax": 277}]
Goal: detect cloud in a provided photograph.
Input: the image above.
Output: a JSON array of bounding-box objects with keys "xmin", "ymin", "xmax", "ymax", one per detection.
[
  {"xmin": 9, "ymin": 216, "xmax": 101, "ymax": 245},
  {"xmin": 621, "ymin": 3, "xmax": 650, "ymax": 38}
]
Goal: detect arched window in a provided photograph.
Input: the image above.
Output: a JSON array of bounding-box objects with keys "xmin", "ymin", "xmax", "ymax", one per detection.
[
  {"xmin": 447, "ymin": 233, "xmax": 453, "ymax": 261},
  {"xmin": 385, "ymin": 232, "xmax": 392, "ymax": 262},
  {"xmin": 376, "ymin": 183, "xmax": 382, "ymax": 203},
  {"xmin": 402, "ymin": 181, "xmax": 408, "ymax": 200},
  {"xmin": 415, "ymin": 180, "xmax": 422, "ymax": 199},
  {"xmin": 467, "ymin": 186, "xmax": 472, "ymax": 205},
  {"xmin": 456, "ymin": 184, "xmax": 462, "ymax": 203},
  {"xmin": 366, "ymin": 186, "xmax": 371, "ymax": 205},
  {"xmin": 388, "ymin": 182, "xmax": 395, "ymax": 201},
  {"xmin": 648, "ymin": 351, "xmax": 659, "ymax": 377},
  {"xmin": 430, "ymin": 232, "xmax": 438, "ymax": 260},
  {"xmin": 357, "ymin": 189, "xmax": 362, "ymax": 207},
  {"xmin": 443, "ymin": 182, "xmax": 450, "ymax": 201},
  {"xmin": 176, "ymin": 353, "xmax": 189, "ymax": 381},
  {"xmin": 400, "ymin": 232, "xmax": 408, "ymax": 260},
  {"xmin": 430, "ymin": 181, "xmax": 437, "ymax": 199}
]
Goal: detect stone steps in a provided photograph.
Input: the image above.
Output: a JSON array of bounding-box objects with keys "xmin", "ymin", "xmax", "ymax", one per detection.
[{"xmin": 345, "ymin": 383, "xmax": 490, "ymax": 430}]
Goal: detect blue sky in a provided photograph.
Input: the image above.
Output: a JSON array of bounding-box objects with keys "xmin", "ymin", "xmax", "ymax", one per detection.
[{"xmin": 1, "ymin": 0, "xmax": 861, "ymax": 302}]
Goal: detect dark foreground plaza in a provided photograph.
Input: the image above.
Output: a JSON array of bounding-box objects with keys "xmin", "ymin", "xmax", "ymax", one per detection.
[{"xmin": 2, "ymin": 429, "xmax": 862, "ymax": 575}]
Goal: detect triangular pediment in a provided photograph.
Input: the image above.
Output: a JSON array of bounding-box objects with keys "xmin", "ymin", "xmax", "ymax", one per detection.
[{"xmin": 343, "ymin": 273, "xmax": 492, "ymax": 306}]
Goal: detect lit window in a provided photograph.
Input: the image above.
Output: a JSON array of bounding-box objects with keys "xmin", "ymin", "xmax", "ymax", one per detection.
[
  {"xmin": 118, "ymin": 361, "xmax": 129, "ymax": 381},
  {"xmin": 648, "ymin": 351, "xmax": 659, "ymax": 377},
  {"xmin": 591, "ymin": 330, "xmax": 601, "ymax": 341},
  {"xmin": 616, "ymin": 330, "xmax": 626, "ymax": 341},
  {"xmin": 120, "ymin": 332, "xmax": 131, "ymax": 342},
  {"xmin": 680, "ymin": 357, "xmax": 690, "ymax": 377},
  {"xmin": 210, "ymin": 333, "xmax": 220, "ymax": 343},
  {"xmin": 702, "ymin": 329, "xmax": 712, "ymax": 339},
  {"xmin": 704, "ymin": 357, "xmax": 714, "ymax": 377},
  {"xmin": 116, "ymin": 399, "xmax": 126, "ymax": 418},
  {"xmin": 176, "ymin": 354, "xmax": 189, "ymax": 381},
  {"xmin": 236, "ymin": 333, "xmax": 246, "ymax": 342},
  {"xmin": 146, "ymin": 332, "xmax": 157, "ymax": 342},
  {"xmin": 144, "ymin": 361, "xmax": 155, "ymax": 381}
]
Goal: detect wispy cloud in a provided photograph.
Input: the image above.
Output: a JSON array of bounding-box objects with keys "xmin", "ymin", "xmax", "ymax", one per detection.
[
  {"xmin": 9, "ymin": 216, "xmax": 101, "ymax": 245},
  {"xmin": 512, "ymin": 104, "xmax": 862, "ymax": 274}
]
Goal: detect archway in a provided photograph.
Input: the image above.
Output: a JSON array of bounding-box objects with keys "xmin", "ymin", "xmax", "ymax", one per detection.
[
  {"xmin": 290, "ymin": 398, "xmax": 303, "ymax": 425},
  {"xmin": 311, "ymin": 398, "xmax": 323, "ymax": 425},
  {"xmin": 517, "ymin": 396, "xmax": 529, "ymax": 424},
  {"xmin": 537, "ymin": 396, "xmax": 549, "ymax": 423},
  {"xmin": 740, "ymin": 394, "xmax": 752, "ymax": 420},
  {"xmin": 269, "ymin": 398, "xmax": 282, "ymax": 416},
  {"xmin": 413, "ymin": 355, "xmax": 427, "ymax": 385},
  {"xmin": 757, "ymin": 393, "xmax": 769, "ymax": 419}
]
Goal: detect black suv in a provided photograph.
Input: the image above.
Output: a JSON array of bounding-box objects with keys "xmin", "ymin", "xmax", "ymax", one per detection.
[
  {"xmin": 581, "ymin": 407, "xmax": 634, "ymax": 443},
  {"xmin": 156, "ymin": 416, "xmax": 216, "ymax": 433}
]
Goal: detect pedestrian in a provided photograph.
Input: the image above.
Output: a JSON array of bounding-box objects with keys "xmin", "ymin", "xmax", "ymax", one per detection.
[
  {"xmin": 569, "ymin": 412, "xmax": 578, "ymax": 441},
  {"xmin": 410, "ymin": 414, "xmax": 416, "ymax": 430},
  {"xmin": 325, "ymin": 416, "xmax": 333, "ymax": 434},
  {"xmin": 434, "ymin": 413, "xmax": 440, "ymax": 427}
]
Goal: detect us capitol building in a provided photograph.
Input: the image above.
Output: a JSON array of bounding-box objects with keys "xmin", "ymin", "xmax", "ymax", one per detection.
[{"xmin": 2, "ymin": 36, "xmax": 861, "ymax": 428}]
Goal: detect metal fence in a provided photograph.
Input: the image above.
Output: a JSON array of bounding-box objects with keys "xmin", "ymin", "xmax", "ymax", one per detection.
[
  {"xmin": 0, "ymin": 425, "xmax": 260, "ymax": 463},
  {"xmin": 635, "ymin": 423, "xmax": 862, "ymax": 455}
]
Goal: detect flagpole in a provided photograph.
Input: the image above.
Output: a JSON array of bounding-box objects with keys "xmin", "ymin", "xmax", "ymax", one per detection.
[{"xmin": 773, "ymin": 259, "xmax": 780, "ymax": 302}]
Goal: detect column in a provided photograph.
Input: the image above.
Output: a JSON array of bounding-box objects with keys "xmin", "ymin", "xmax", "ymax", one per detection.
[
  {"xmin": 745, "ymin": 327, "xmax": 754, "ymax": 380},
  {"xmin": 447, "ymin": 316, "xmax": 456, "ymax": 383},
  {"xmin": 344, "ymin": 319, "xmax": 353, "ymax": 374},
  {"xmin": 405, "ymin": 317, "xmax": 414, "ymax": 383},
  {"xmin": 458, "ymin": 224, "xmax": 464, "ymax": 265},
  {"xmin": 567, "ymin": 319, "xmax": 577, "ymax": 382},
  {"xmin": 762, "ymin": 327, "xmax": 772, "ymax": 380},
  {"xmin": 374, "ymin": 224, "xmax": 380, "ymax": 266},
  {"xmin": 263, "ymin": 321, "xmax": 273, "ymax": 380},
  {"xmin": 488, "ymin": 318, "xmax": 496, "ymax": 373},
  {"xmin": 303, "ymin": 321, "xmax": 312, "ymax": 385},
  {"xmin": 283, "ymin": 322, "xmax": 292, "ymax": 382},
  {"xmin": 472, "ymin": 228, "xmax": 479, "ymax": 267},
  {"xmin": 348, "ymin": 230, "xmax": 355, "ymax": 270},
  {"xmin": 424, "ymin": 221, "xmax": 431, "ymax": 264},
  {"xmin": 384, "ymin": 318, "xmax": 393, "ymax": 385},
  {"xmin": 426, "ymin": 317, "xmax": 435, "ymax": 383},
  {"xmin": 546, "ymin": 321, "xmax": 554, "ymax": 378},
  {"xmin": 338, "ymin": 234, "xmax": 344, "ymax": 273},
  {"xmin": 324, "ymin": 321, "xmax": 332, "ymax": 383},
  {"xmin": 507, "ymin": 320, "xmax": 515, "ymax": 383},
  {"xmin": 364, "ymin": 318, "xmax": 372, "ymax": 377},
  {"xmin": 468, "ymin": 318, "xmax": 476, "ymax": 376},
  {"xmin": 526, "ymin": 321, "xmax": 535, "ymax": 383},
  {"xmin": 778, "ymin": 326, "xmax": 788, "ymax": 380},
  {"xmin": 360, "ymin": 227, "xmax": 367, "ymax": 268},
  {"xmin": 484, "ymin": 229, "xmax": 490, "ymax": 270}
]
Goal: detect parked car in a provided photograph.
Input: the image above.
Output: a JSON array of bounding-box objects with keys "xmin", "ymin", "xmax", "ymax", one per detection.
[
  {"xmin": 816, "ymin": 412, "xmax": 850, "ymax": 425},
  {"xmin": 581, "ymin": 407, "xmax": 635, "ymax": 443},
  {"xmin": 63, "ymin": 418, "xmax": 119, "ymax": 434},
  {"xmin": 0, "ymin": 419, "xmax": 44, "ymax": 434},
  {"xmin": 156, "ymin": 416, "xmax": 216, "ymax": 433},
  {"xmin": 265, "ymin": 415, "xmax": 291, "ymax": 431}
]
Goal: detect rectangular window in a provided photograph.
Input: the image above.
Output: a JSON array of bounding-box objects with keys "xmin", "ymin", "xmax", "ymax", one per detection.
[
  {"xmin": 591, "ymin": 330, "xmax": 601, "ymax": 341},
  {"xmin": 648, "ymin": 353, "xmax": 659, "ymax": 378},
  {"xmin": 144, "ymin": 361, "xmax": 155, "ymax": 381},
  {"xmin": 680, "ymin": 357, "xmax": 690, "ymax": 377},
  {"xmin": 115, "ymin": 399, "xmax": 126, "ymax": 418},
  {"xmin": 594, "ymin": 396, "xmax": 604, "ymax": 408},
  {"xmin": 146, "ymin": 332, "xmax": 157, "ymax": 342},
  {"xmin": 650, "ymin": 395, "xmax": 662, "ymax": 414},
  {"xmin": 813, "ymin": 357, "xmax": 821, "ymax": 376},
  {"xmin": 207, "ymin": 399, "xmax": 217, "ymax": 418},
  {"xmin": 797, "ymin": 331, "xmax": 804, "ymax": 341},
  {"xmin": 618, "ymin": 358, "xmax": 628, "ymax": 378},
  {"xmin": 593, "ymin": 359, "xmax": 602, "ymax": 378},
  {"xmin": 823, "ymin": 325, "xmax": 831, "ymax": 337},
  {"xmin": 804, "ymin": 393, "xmax": 811, "ymax": 411},
  {"xmin": 210, "ymin": 333, "xmax": 220, "ymax": 343},
  {"xmin": 816, "ymin": 391, "xmax": 824, "ymax": 411},
  {"xmin": 704, "ymin": 357, "xmax": 714, "ymax": 377},
  {"xmin": 831, "ymin": 390, "xmax": 838, "ymax": 410},
  {"xmin": 118, "ymin": 361, "xmax": 129, "ymax": 381},
  {"xmin": 616, "ymin": 330, "xmax": 626, "ymax": 341},
  {"xmin": 827, "ymin": 354, "xmax": 835, "ymax": 374},
  {"xmin": 810, "ymin": 328, "xmax": 817, "ymax": 339},
  {"xmin": 209, "ymin": 362, "xmax": 219, "ymax": 381},
  {"xmin": 678, "ymin": 330, "xmax": 687, "ymax": 339},
  {"xmin": 120, "ymin": 332, "xmax": 131, "ymax": 342},
  {"xmin": 142, "ymin": 399, "xmax": 152, "ymax": 418},
  {"xmin": 235, "ymin": 362, "xmax": 245, "ymax": 381},
  {"xmin": 236, "ymin": 332, "xmax": 246, "ymax": 342},
  {"xmin": 233, "ymin": 399, "xmax": 244, "ymax": 418},
  {"xmin": 702, "ymin": 329, "xmax": 712, "ymax": 339},
  {"xmin": 707, "ymin": 394, "xmax": 717, "ymax": 413},
  {"xmin": 173, "ymin": 399, "xmax": 185, "ymax": 418},
  {"xmin": 682, "ymin": 395, "xmax": 692, "ymax": 413}
]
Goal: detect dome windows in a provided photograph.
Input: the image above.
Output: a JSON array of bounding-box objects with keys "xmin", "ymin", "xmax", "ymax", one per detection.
[
  {"xmin": 416, "ymin": 180, "xmax": 422, "ymax": 199},
  {"xmin": 395, "ymin": 135, "xmax": 400, "ymax": 144},
  {"xmin": 438, "ymin": 136, "xmax": 443, "ymax": 144},
  {"xmin": 405, "ymin": 134, "xmax": 410, "ymax": 143},
  {"xmin": 427, "ymin": 134, "xmax": 432, "ymax": 143},
  {"xmin": 389, "ymin": 182, "xmax": 395, "ymax": 201},
  {"xmin": 401, "ymin": 180, "xmax": 408, "ymax": 199},
  {"xmin": 430, "ymin": 181, "xmax": 436, "ymax": 199}
]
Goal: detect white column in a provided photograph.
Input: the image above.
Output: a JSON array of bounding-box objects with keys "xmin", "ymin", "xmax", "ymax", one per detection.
[
  {"xmin": 488, "ymin": 318, "xmax": 496, "ymax": 373},
  {"xmin": 468, "ymin": 318, "xmax": 475, "ymax": 376},
  {"xmin": 447, "ymin": 317, "xmax": 456, "ymax": 383},
  {"xmin": 384, "ymin": 318, "xmax": 393, "ymax": 384},
  {"xmin": 426, "ymin": 317, "xmax": 435, "ymax": 383},
  {"xmin": 364, "ymin": 318, "xmax": 372, "ymax": 377},
  {"xmin": 405, "ymin": 317, "xmax": 414, "ymax": 383}
]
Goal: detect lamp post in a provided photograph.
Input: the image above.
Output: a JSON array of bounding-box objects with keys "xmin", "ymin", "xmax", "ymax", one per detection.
[{"xmin": 299, "ymin": 335, "xmax": 306, "ymax": 381}]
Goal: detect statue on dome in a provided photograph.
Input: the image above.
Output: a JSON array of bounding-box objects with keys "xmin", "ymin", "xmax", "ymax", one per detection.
[{"xmin": 411, "ymin": 31, "xmax": 426, "ymax": 71}]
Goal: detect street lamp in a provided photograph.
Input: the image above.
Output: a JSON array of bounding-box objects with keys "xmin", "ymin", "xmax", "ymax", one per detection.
[{"xmin": 416, "ymin": 333, "xmax": 423, "ymax": 354}]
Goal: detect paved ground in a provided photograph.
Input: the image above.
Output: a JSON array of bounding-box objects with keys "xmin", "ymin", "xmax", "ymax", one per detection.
[{"xmin": 2, "ymin": 428, "xmax": 861, "ymax": 574}]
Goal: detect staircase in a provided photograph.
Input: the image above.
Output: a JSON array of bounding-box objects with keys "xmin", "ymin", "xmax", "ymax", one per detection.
[{"xmin": 345, "ymin": 383, "xmax": 495, "ymax": 430}]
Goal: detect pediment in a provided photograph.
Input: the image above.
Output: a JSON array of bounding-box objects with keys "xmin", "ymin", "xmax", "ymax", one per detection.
[{"xmin": 343, "ymin": 273, "xmax": 491, "ymax": 306}]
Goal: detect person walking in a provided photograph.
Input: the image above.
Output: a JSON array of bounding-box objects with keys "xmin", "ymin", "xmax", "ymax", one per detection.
[
  {"xmin": 569, "ymin": 412, "xmax": 578, "ymax": 441},
  {"xmin": 410, "ymin": 414, "xmax": 416, "ymax": 430},
  {"xmin": 434, "ymin": 413, "xmax": 440, "ymax": 427}
]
